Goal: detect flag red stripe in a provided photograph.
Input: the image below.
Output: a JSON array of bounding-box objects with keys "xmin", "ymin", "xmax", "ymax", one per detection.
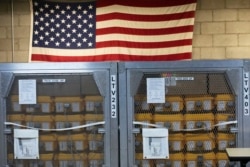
[
  {"xmin": 97, "ymin": 0, "xmax": 196, "ymax": 8},
  {"xmin": 96, "ymin": 39, "xmax": 192, "ymax": 49},
  {"xmin": 97, "ymin": 26, "xmax": 194, "ymax": 36},
  {"xmin": 31, "ymin": 53, "xmax": 191, "ymax": 62},
  {"xmin": 97, "ymin": 11, "xmax": 195, "ymax": 22}
]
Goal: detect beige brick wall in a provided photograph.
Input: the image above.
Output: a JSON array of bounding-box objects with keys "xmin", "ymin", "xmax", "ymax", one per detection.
[
  {"xmin": 0, "ymin": 0, "xmax": 30, "ymax": 62},
  {"xmin": 193, "ymin": 0, "xmax": 250, "ymax": 60},
  {"xmin": 1, "ymin": 0, "xmax": 250, "ymax": 62}
]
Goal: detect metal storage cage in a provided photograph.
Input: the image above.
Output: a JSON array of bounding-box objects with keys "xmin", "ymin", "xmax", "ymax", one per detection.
[
  {"xmin": 1, "ymin": 60, "xmax": 250, "ymax": 167},
  {"xmin": 119, "ymin": 60, "xmax": 245, "ymax": 167},
  {"xmin": 0, "ymin": 62, "xmax": 119, "ymax": 167}
]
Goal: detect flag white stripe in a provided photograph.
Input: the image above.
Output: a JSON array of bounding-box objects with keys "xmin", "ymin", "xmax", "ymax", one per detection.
[
  {"xmin": 32, "ymin": 45, "xmax": 192, "ymax": 56},
  {"xmin": 96, "ymin": 32, "xmax": 193, "ymax": 42},
  {"xmin": 97, "ymin": 3, "xmax": 196, "ymax": 15},
  {"xmin": 97, "ymin": 18, "xmax": 195, "ymax": 29}
]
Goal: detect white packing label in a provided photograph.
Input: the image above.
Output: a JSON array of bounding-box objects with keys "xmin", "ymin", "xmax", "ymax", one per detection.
[
  {"xmin": 71, "ymin": 102, "xmax": 80, "ymax": 112},
  {"xmin": 86, "ymin": 101, "xmax": 95, "ymax": 111}
]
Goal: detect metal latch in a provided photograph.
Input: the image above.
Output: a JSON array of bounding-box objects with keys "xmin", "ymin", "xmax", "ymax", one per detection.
[
  {"xmin": 4, "ymin": 128, "xmax": 12, "ymax": 135},
  {"xmin": 230, "ymin": 127, "xmax": 238, "ymax": 133},
  {"xmin": 132, "ymin": 128, "xmax": 140, "ymax": 134},
  {"xmin": 98, "ymin": 128, "xmax": 105, "ymax": 133}
]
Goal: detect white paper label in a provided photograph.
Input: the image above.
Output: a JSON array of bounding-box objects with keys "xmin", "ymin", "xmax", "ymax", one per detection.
[
  {"xmin": 18, "ymin": 80, "xmax": 37, "ymax": 104},
  {"xmin": 147, "ymin": 78, "xmax": 165, "ymax": 103}
]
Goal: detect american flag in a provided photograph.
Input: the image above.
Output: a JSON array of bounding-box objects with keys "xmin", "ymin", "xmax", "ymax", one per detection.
[{"xmin": 30, "ymin": 0, "xmax": 197, "ymax": 62}]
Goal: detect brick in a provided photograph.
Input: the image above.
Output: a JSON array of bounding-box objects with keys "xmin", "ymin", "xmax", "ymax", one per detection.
[
  {"xmin": 0, "ymin": 0, "xmax": 11, "ymax": 3},
  {"xmin": 213, "ymin": 34, "xmax": 238, "ymax": 46},
  {"xmin": 200, "ymin": 0, "xmax": 225, "ymax": 9},
  {"xmin": 14, "ymin": 26, "xmax": 30, "ymax": 38},
  {"xmin": 13, "ymin": 17, "xmax": 20, "ymax": 27},
  {"xmin": 15, "ymin": 0, "xmax": 29, "ymax": 3},
  {"xmin": 0, "ymin": 39, "xmax": 12, "ymax": 51},
  {"xmin": 195, "ymin": 10, "xmax": 213, "ymax": 22},
  {"xmin": 193, "ymin": 22, "xmax": 201, "ymax": 35},
  {"xmin": 201, "ymin": 22, "xmax": 225, "ymax": 34},
  {"xmin": 14, "ymin": 38, "xmax": 20, "ymax": 50},
  {"xmin": 213, "ymin": 9, "xmax": 237, "ymax": 21},
  {"xmin": 239, "ymin": 34, "xmax": 250, "ymax": 46},
  {"xmin": 13, "ymin": 2, "xmax": 30, "ymax": 14},
  {"xmin": 16, "ymin": 0, "xmax": 30, "ymax": 2},
  {"xmin": 200, "ymin": 47, "xmax": 226, "ymax": 59},
  {"xmin": 0, "ymin": 51, "xmax": 8, "ymax": 62},
  {"xmin": 192, "ymin": 35, "xmax": 213, "ymax": 47},
  {"xmin": 19, "ymin": 38, "xmax": 30, "ymax": 50},
  {"xmin": 6, "ymin": 27, "xmax": 12, "ymax": 39},
  {"xmin": 0, "ymin": 2, "xmax": 10, "ymax": 14},
  {"xmin": 226, "ymin": 0, "xmax": 250, "ymax": 9},
  {"xmin": 226, "ymin": 22, "xmax": 250, "ymax": 33},
  {"xmin": 19, "ymin": 14, "xmax": 31, "ymax": 26},
  {"xmin": 226, "ymin": 47, "xmax": 250, "ymax": 58},
  {"xmin": 6, "ymin": 51, "xmax": 15, "ymax": 62},
  {"xmin": 13, "ymin": 51, "xmax": 29, "ymax": 62},
  {"xmin": 191, "ymin": 47, "xmax": 201, "ymax": 59},
  {"xmin": 196, "ymin": 0, "xmax": 201, "ymax": 10},
  {"xmin": 239, "ymin": 9, "xmax": 250, "ymax": 21},
  {"xmin": 0, "ymin": 27, "xmax": 7, "ymax": 38},
  {"xmin": 0, "ymin": 15, "xmax": 11, "ymax": 27}
]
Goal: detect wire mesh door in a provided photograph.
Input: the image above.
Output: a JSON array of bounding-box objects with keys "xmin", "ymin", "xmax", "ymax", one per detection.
[
  {"xmin": 5, "ymin": 74, "xmax": 106, "ymax": 167},
  {"xmin": 132, "ymin": 72, "xmax": 237, "ymax": 167}
]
